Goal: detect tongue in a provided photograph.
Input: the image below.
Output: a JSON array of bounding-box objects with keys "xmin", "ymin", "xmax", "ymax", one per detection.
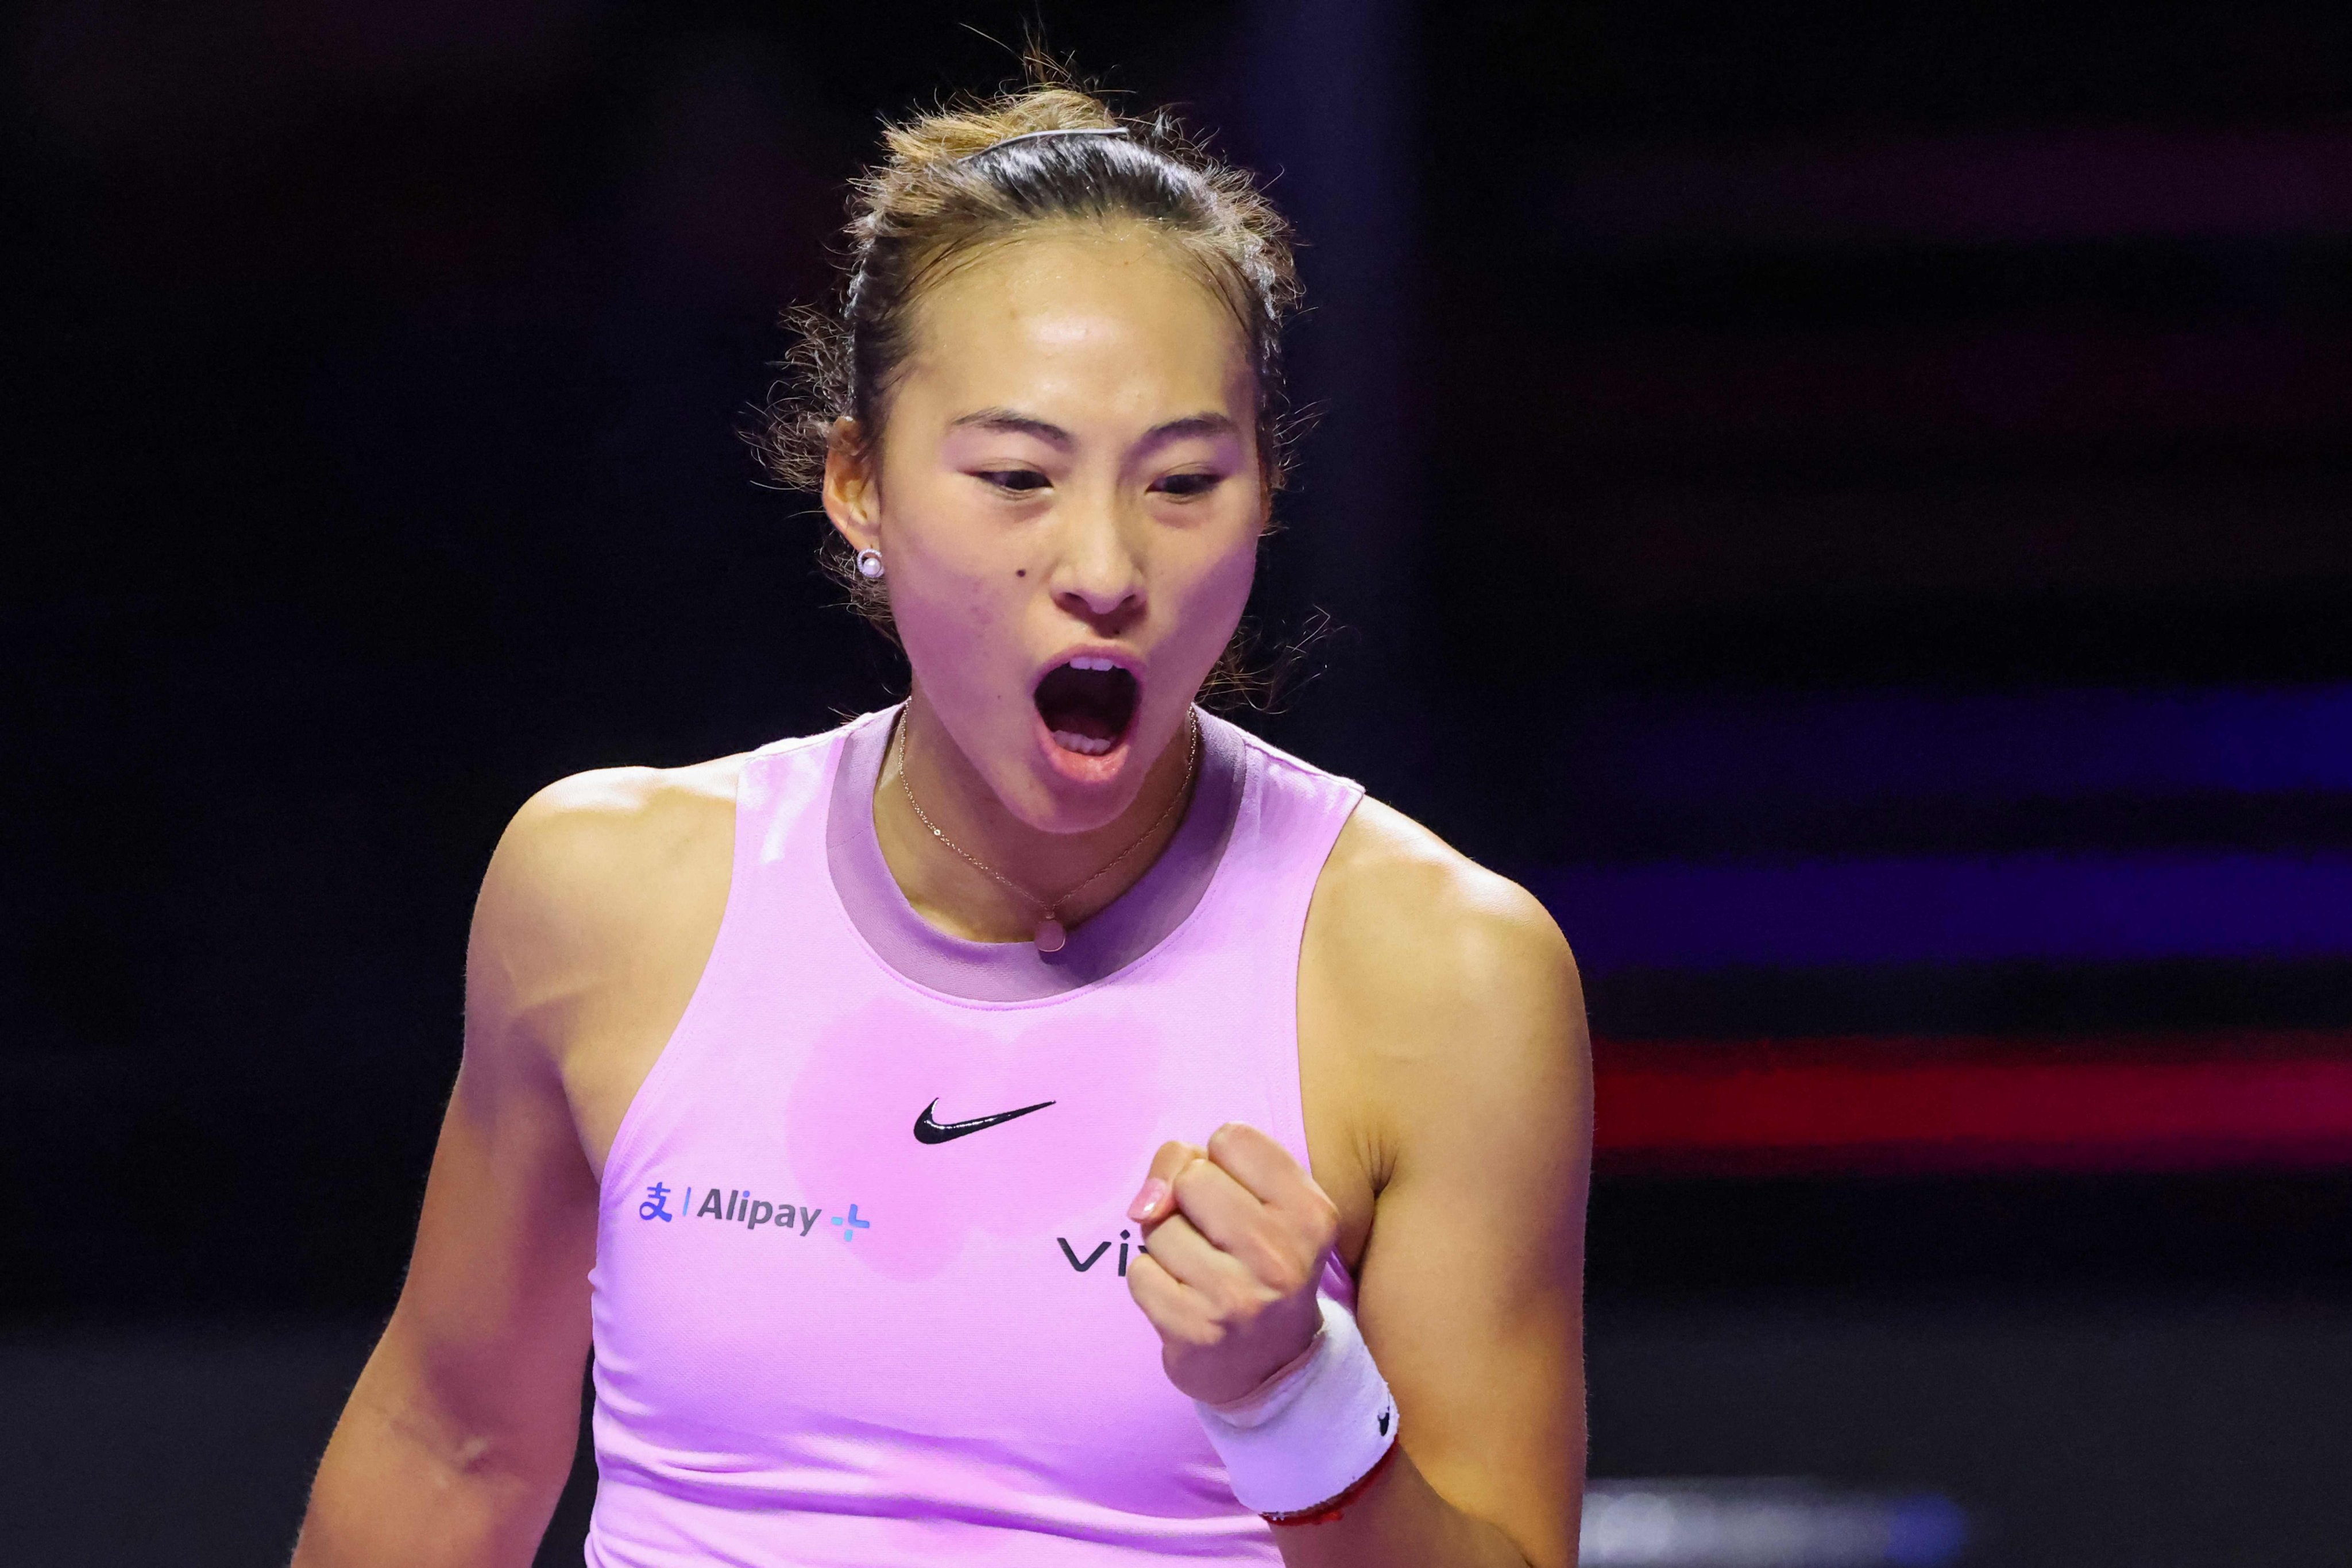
[{"xmin": 1052, "ymin": 710, "xmax": 1120, "ymax": 743}]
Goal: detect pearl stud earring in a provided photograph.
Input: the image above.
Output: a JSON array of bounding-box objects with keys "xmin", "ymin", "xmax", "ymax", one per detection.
[{"xmin": 855, "ymin": 547, "xmax": 885, "ymax": 580}]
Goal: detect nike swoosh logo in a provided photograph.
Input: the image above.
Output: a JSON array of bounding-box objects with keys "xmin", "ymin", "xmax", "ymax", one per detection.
[{"xmin": 912, "ymin": 1097, "xmax": 1057, "ymax": 1145}]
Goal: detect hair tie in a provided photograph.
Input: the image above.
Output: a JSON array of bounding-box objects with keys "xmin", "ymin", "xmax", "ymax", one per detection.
[{"xmin": 964, "ymin": 126, "xmax": 1130, "ymax": 161}]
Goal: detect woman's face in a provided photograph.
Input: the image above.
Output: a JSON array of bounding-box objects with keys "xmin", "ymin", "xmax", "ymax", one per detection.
[{"xmin": 827, "ymin": 225, "xmax": 1266, "ymax": 834}]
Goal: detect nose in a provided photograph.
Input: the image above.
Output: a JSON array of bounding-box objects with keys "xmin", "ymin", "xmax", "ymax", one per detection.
[{"xmin": 1048, "ymin": 497, "xmax": 1146, "ymax": 637}]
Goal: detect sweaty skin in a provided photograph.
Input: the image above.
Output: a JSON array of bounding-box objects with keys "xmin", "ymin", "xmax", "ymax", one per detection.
[{"xmin": 293, "ymin": 224, "xmax": 1589, "ymax": 1568}]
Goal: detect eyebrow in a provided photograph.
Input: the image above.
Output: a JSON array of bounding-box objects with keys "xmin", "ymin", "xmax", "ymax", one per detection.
[
  {"xmin": 948, "ymin": 409, "xmax": 1071, "ymax": 445},
  {"xmin": 945, "ymin": 408, "xmax": 1241, "ymax": 449}
]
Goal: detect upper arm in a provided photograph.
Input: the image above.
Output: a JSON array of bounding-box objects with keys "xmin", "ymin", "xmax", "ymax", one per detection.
[
  {"xmin": 329, "ymin": 771, "xmax": 698, "ymax": 1492},
  {"xmin": 299, "ymin": 765, "xmax": 737, "ymax": 1562},
  {"xmin": 1301, "ymin": 804, "xmax": 1592, "ymax": 1568}
]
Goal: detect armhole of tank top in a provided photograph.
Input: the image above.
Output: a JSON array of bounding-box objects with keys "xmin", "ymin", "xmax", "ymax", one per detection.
[
  {"xmin": 1257, "ymin": 755, "xmax": 1369, "ymax": 1250},
  {"xmin": 597, "ymin": 737, "xmax": 812, "ymax": 1199}
]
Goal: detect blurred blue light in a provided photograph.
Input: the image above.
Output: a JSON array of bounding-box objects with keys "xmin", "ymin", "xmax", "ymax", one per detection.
[
  {"xmin": 1534, "ymin": 851, "xmax": 2352, "ymax": 972},
  {"xmin": 1581, "ymin": 1480, "xmax": 1968, "ymax": 1567},
  {"xmin": 1884, "ymin": 1494, "xmax": 1971, "ymax": 1566}
]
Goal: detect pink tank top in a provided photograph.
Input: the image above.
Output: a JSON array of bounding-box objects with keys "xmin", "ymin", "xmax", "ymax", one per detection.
[{"xmin": 586, "ymin": 707, "xmax": 1364, "ymax": 1566}]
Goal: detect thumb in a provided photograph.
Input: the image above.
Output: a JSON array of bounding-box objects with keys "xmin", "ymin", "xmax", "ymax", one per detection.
[{"xmin": 1129, "ymin": 1140, "xmax": 1204, "ymax": 1225}]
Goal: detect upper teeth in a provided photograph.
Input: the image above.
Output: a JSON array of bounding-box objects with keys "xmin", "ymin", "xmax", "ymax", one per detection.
[{"xmin": 1068, "ymin": 656, "xmax": 1119, "ymax": 672}]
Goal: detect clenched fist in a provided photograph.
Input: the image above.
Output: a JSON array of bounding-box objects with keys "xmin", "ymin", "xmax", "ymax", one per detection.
[{"xmin": 1123, "ymin": 1122, "xmax": 1342, "ymax": 1405}]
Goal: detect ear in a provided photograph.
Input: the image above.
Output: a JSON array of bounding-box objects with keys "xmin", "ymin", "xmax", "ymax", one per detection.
[{"xmin": 821, "ymin": 418, "xmax": 880, "ymax": 554}]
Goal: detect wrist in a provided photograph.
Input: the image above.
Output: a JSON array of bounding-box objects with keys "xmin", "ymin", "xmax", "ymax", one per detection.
[
  {"xmin": 1203, "ymin": 1318, "xmax": 1327, "ymax": 1423},
  {"xmin": 1192, "ymin": 1295, "xmax": 1399, "ymax": 1520}
]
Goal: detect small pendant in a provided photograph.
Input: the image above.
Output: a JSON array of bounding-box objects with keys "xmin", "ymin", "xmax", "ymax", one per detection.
[{"xmin": 1034, "ymin": 915, "xmax": 1068, "ymax": 953}]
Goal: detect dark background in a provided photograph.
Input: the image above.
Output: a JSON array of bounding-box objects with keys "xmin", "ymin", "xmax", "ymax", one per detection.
[{"xmin": 6, "ymin": 2, "xmax": 2351, "ymax": 1564}]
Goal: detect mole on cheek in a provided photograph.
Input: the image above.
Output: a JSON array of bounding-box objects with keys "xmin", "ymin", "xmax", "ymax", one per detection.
[{"xmin": 1015, "ymin": 569, "xmax": 1026, "ymax": 578}]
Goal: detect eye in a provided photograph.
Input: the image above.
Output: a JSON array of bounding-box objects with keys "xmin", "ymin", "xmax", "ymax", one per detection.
[
  {"xmin": 975, "ymin": 468, "xmax": 1051, "ymax": 494},
  {"xmin": 1150, "ymin": 470, "xmax": 1225, "ymax": 499}
]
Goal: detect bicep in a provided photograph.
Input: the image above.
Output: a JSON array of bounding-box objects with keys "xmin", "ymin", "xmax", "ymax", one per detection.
[{"xmin": 1352, "ymin": 911, "xmax": 1592, "ymax": 1568}]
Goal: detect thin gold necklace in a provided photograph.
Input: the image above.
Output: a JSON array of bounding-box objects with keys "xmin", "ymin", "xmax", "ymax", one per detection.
[{"xmin": 894, "ymin": 706, "xmax": 1200, "ymax": 953}]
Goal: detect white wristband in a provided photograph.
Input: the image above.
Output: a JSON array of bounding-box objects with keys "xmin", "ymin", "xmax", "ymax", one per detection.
[{"xmin": 1193, "ymin": 1295, "xmax": 1398, "ymax": 1517}]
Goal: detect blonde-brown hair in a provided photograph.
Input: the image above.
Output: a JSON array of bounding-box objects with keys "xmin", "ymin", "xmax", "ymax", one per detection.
[{"xmin": 758, "ymin": 65, "xmax": 1304, "ymax": 630}]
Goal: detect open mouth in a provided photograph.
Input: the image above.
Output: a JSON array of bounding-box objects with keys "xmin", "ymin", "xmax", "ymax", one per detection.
[{"xmin": 1034, "ymin": 658, "xmax": 1140, "ymax": 757}]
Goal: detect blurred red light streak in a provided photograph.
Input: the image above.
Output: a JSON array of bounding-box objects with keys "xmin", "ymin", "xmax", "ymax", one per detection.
[{"xmin": 1593, "ymin": 1032, "xmax": 2352, "ymax": 1175}]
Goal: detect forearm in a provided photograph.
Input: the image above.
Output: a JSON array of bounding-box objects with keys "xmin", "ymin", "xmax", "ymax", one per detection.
[
  {"xmin": 1268, "ymin": 1443, "xmax": 1550, "ymax": 1568},
  {"xmin": 292, "ymin": 1347, "xmax": 573, "ymax": 1568}
]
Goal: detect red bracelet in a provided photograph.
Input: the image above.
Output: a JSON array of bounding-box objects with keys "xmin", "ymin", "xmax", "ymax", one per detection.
[{"xmin": 1260, "ymin": 1441, "xmax": 1400, "ymax": 1527}]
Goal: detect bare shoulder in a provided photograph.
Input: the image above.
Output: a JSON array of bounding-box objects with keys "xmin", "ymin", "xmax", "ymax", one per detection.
[
  {"xmin": 1299, "ymin": 795, "xmax": 1590, "ymax": 1192},
  {"xmin": 476, "ymin": 756, "xmax": 744, "ymax": 952},
  {"xmin": 469, "ymin": 754, "xmax": 748, "ymax": 1067},
  {"xmin": 487, "ymin": 756, "xmax": 744, "ymax": 912},
  {"xmin": 1307, "ymin": 795, "xmax": 1584, "ymax": 1060}
]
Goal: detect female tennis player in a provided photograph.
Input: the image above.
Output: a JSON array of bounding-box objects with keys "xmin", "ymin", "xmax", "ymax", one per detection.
[{"xmin": 294, "ymin": 74, "xmax": 1589, "ymax": 1568}]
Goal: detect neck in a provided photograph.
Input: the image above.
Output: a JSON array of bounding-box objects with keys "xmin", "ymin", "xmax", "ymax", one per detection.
[{"xmin": 874, "ymin": 690, "xmax": 1200, "ymax": 944}]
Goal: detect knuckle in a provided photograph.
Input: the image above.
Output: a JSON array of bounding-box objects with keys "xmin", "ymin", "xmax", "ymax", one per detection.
[
  {"xmin": 1235, "ymin": 1233, "xmax": 1297, "ymax": 1291},
  {"xmin": 1204, "ymin": 1279, "xmax": 1252, "ymax": 1324},
  {"xmin": 1262, "ymin": 1254, "xmax": 1312, "ymax": 1299},
  {"xmin": 1231, "ymin": 1275, "xmax": 1287, "ymax": 1323},
  {"xmin": 1182, "ymin": 1315, "xmax": 1228, "ymax": 1351},
  {"xmin": 1206, "ymin": 1122, "xmax": 1265, "ymax": 1165}
]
